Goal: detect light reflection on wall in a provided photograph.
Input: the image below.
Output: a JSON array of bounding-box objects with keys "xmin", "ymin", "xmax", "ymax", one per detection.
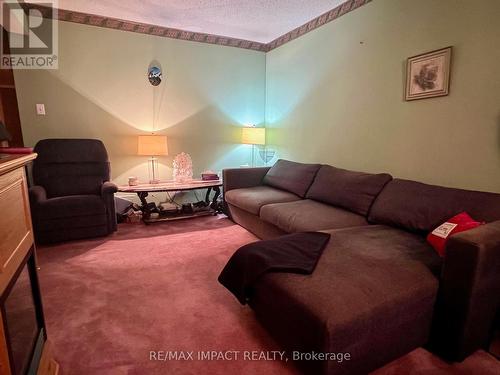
[{"xmin": 14, "ymin": 21, "xmax": 266, "ymax": 186}]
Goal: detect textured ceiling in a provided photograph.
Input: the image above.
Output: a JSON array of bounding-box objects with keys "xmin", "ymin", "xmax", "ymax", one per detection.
[{"xmin": 27, "ymin": 0, "xmax": 347, "ymax": 43}]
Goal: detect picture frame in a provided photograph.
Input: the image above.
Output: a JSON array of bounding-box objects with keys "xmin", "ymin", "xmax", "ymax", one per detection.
[{"xmin": 405, "ymin": 46, "xmax": 452, "ymax": 101}]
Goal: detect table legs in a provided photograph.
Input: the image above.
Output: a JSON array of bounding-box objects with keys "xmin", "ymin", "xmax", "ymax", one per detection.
[
  {"xmin": 210, "ymin": 186, "xmax": 221, "ymax": 212},
  {"xmin": 137, "ymin": 191, "xmax": 151, "ymax": 220},
  {"xmin": 136, "ymin": 186, "xmax": 222, "ymax": 223},
  {"xmin": 137, "ymin": 191, "xmax": 149, "ymax": 207},
  {"xmin": 204, "ymin": 187, "xmax": 212, "ymax": 204},
  {"xmin": 204, "ymin": 186, "xmax": 222, "ymax": 214}
]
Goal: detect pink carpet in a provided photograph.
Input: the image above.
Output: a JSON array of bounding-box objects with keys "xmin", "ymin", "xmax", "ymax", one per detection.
[{"xmin": 36, "ymin": 216, "xmax": 499, "ymax": 374}]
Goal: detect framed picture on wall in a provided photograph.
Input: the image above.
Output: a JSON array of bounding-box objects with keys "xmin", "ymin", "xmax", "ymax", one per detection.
[{"xmin": 405, "ymin": 46, "xmax": 452, "ymax": 101}]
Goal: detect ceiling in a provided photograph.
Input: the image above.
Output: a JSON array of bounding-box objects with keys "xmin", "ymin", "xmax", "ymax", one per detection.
[{"xmin": 27, "ymin": 0, "xmax": 347, "ymax": 43}]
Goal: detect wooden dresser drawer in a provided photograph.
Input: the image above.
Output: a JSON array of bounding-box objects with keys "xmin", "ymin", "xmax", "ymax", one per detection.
[{"xmin": 0, "ymin": 167, "xmax": 33, "ymax": 293}]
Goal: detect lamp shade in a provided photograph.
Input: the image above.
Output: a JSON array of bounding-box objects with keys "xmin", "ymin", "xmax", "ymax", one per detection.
[
  {"xmin": 138, "ymin": 135, "xmax": 168, "ymax": 156},
  {"xmin": 241, "ymin": 127, "xmax": 265, "ymax": 145}
]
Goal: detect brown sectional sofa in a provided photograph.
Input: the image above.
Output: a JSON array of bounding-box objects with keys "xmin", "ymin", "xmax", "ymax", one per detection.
[{"xmin": 223, "ymin": 159, "xmax": 500, "ymax": 375}]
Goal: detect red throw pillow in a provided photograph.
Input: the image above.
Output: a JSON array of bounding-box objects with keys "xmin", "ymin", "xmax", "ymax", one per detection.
[{"xmin": 427, "ymin": 212, "xmax": 483, "ymax": 257}]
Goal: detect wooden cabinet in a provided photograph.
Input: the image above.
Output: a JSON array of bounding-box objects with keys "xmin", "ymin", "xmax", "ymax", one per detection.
[{"xmin": 0, "ymin": 153, "xmax": 58, "ymax": 375}]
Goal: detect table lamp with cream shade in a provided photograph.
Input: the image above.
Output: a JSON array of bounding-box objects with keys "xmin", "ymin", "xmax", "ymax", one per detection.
[
  {"xmin": 138, "ymin": 135, "xmax": 168, "ymax": 184},
  {"xmin": 241, "ymin": 126, "xmax": 265, "ymax": 167}
]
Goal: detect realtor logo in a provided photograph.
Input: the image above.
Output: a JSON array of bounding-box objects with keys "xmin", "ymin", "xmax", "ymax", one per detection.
[{"xmin": 1, "ymin": 0, "xmax": 58, "ymax": 69}]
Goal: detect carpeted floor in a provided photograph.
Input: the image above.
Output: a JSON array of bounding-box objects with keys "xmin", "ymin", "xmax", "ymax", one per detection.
[{"xmin": 37, "ymin": 216, "xmax": 499, "ymax": 375}]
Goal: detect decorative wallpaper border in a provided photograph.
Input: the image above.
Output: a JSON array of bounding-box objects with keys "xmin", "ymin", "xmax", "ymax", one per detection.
[
  {"xmin": 22, "ymin": 0, "xmax": 372, "ymax": 53},
  {"xmin": 21, "ymin": 3, "xmax": 268, "ymax": 52},
  {"xmin": 266, "ymin": 0, "xmax": 372, "ymax": 51}
]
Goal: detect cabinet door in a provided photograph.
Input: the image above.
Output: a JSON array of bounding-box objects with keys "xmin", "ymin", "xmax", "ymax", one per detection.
[{"xmin": 0, "ymin": 168, "xmax": 33, "ymax": 294}]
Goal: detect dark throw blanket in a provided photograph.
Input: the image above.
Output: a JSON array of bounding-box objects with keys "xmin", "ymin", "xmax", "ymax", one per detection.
[{"xmin": 218, "ymin": 232, "xmax": 331, "ymax": 304}]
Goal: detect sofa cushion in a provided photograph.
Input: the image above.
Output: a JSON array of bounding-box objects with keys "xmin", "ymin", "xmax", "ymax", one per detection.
[
  {"xmin": 250, "ymin": 225, "xmax": 441, "ymax": 374},
  {"xmin": 37, "ymin": 195, "xmax": 106, "ymax": 220},
  {"xmin": 226, "ymin": 204, "xmax": 286, "ymax": 240},
  {"xmin": 263, "ymin": 159, "xmax": 321, "ymax": 198},
  {"xmin": 306, "ymin": 165, "xmax": 392, "ymax": 216},
  {"xmin": 224, "ymin": 186, "xmax": 300, "ymax": 215},
  {"xmin": 369, "ymin": 179, "xmax": 500, "ymax": 233},
  {"xmin": 260, "ymin": 199, "xmax": 368, "ymax": 233}
]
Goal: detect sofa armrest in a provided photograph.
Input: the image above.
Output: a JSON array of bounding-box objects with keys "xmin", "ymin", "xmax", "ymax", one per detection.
[
  {"xmin": 101, "ymin": 181, "xmax": 118, "ymax": 196},
  {"xmin": 28, "ymin": 185, "xmax": 47, "ymax": 205},
  {"xmin": 431, "ymin": 220, "xmax": 500, "ymax": 360},
  {"xmin": 223, "ymin": 167, "xmax": 271, "ymax": 193}
]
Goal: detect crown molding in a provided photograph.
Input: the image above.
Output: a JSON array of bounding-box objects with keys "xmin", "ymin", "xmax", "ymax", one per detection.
[{"xmin": 21, "ymin": 0, "xmax": 372, "ymax": 53}]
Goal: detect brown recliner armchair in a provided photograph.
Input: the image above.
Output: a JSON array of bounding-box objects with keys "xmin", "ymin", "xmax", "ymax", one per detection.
[{"xmin": 29, "ymin": 139, "xmax": 117, "ymax": 244}]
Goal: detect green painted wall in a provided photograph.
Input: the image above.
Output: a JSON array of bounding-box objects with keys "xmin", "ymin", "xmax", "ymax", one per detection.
[
  {"xmin": 14, "ymin": 21, "xmax": 266, "ymax": 185},
  {"xmin": 266, "ymin": 0, "xmax": 500, "ymax": 192},
  {"xmin": 14, "ymin": 0, "xmax": 500, "ymax": 193}
]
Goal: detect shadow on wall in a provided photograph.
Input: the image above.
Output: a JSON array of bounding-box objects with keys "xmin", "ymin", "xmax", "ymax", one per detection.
[{"xmin": 18, "ymin": 70, "xmax": 252, "ymax": 184}]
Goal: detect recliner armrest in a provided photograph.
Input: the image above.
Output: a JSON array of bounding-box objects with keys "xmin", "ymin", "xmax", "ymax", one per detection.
[
  {"xmin": 432, "ymin": 220, "xmax": 500, "ymax": 360},
  {"xmin": 29, "ymin": 185, "xmax": 47, "ymax": 205},
  {"xmin": 101, "ymin": 181, "xmax": 118, "ymax": 196},
  {"xmin": 101, "ymin": 181, "xmax": 118, "ymax": 233},
  {"xmin": 223, "ymin": 167, "xmax": 271, "ymax": 193}
]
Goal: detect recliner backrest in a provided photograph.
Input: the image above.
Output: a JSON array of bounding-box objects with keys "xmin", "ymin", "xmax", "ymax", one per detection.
[{"xmin": 33, "ymin": 138, "xmax": 110, "ymax": 198}]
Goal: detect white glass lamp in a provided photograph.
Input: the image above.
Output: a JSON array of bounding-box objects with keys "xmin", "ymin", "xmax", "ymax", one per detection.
[
  {"xmin": 241, "ymin": 126, "xmax": 265, "ymax": 167},
  {"xmin": 138, "ymin": 135, "xmax": 168, "ymax": 184}
]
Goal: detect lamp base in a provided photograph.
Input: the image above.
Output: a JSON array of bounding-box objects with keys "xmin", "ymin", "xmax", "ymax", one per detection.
[{"xmin": 148, "ymin": 157, "xmax": 160, "ymax": 184}]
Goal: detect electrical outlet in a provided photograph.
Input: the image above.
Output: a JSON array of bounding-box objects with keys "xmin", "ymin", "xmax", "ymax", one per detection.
[{"xmin": 36, "ymin": 104, "xmax": 46, "ymax": 115}]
